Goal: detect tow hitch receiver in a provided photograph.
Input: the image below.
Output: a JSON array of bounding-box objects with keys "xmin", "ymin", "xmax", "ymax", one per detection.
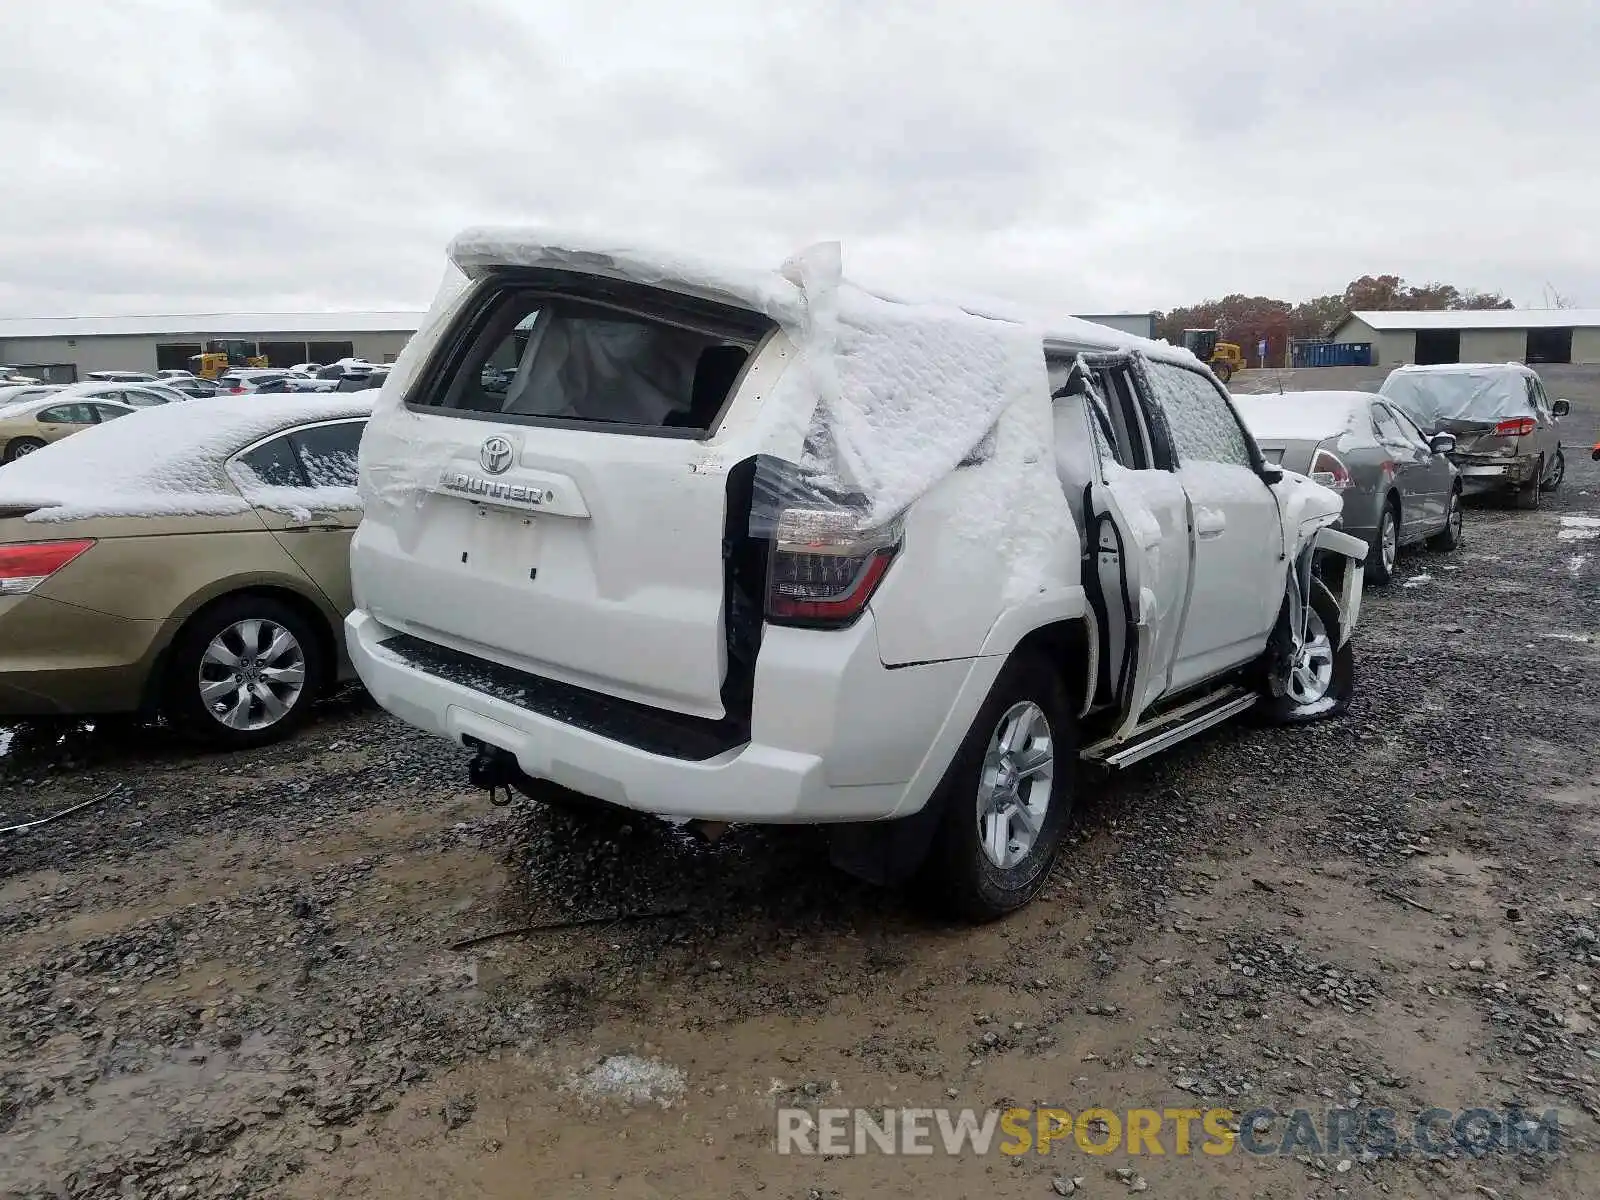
[{"xmin": 466, "ymin": 740, "xmax": 521, "ymax": 806}]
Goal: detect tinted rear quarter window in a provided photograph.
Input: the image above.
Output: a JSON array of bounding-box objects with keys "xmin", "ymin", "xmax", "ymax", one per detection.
[
  {"xmin": 236, "ymin": 435, "xmax": 305, "ymax": 487},
  {"xmin": 291, "ymin": 421, "xmax": 364, "ymax": 487}
]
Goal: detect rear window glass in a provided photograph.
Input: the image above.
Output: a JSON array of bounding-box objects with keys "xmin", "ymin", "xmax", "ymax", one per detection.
[
  {"xmin": 425, "ymin": 294, "xmax": 755, "ymax": 433},
  {"xmin": 292, "ymin": 421, "xmax": 364, "ymax": 487}
]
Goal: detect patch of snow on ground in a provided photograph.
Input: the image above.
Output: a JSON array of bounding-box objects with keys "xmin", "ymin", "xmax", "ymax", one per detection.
[
  {"xmin": 1559, "ymin": 516, "xmax": 1600, "ymax": 541},
  {"xmin": 568, "ymin": 1055, "xmax": 686, "ymax": 1108},
  {"xmin": 1403, "ymin": 574, "xmax": 1434, "ymax": 588},
  {"xmin": 1569, "ymin": 555, "xmax": 1589, "ymax": 577}
]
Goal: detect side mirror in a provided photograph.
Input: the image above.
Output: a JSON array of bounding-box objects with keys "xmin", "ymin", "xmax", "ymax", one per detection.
[
  {"xmin": 1429, "ymin": 432, "xmax": 1457, "ymax": 456},
  {"xmin": 1552, "ymin": 398, "xmax": 1571, "ymax": 417},
  {"xmin": 1258, "ymin": 463, "xmax": 1284, "ymax": 484}
]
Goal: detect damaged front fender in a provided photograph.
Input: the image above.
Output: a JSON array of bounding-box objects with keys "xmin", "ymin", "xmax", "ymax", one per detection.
[{"xmin": 1310, "ymin": 525, "xmax": 1367, "ymax": 649}]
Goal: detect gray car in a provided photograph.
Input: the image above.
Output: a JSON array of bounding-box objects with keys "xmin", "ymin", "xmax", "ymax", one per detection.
[
  {"xmin": 1235, "ymin": 390, "xmax": 1462, "ymax": 585},
  {"xmin": 1379, "ymin": 363, "xmax": 1570, "ymax": 510}
]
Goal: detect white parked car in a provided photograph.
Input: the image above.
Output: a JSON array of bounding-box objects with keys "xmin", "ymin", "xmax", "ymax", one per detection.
[
  {"xmin": 347, "ymin": 231, "xmax": 1367, "ymax": 918},
  {"xmin": 83, "ymin": 370, "xmax": 158, "ymax": 383}
]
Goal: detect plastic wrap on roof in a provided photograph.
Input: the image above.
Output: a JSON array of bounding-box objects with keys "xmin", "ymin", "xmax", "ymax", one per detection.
[
  {"xmin": 1379, "ymin": 366, "xmax": 1536, "ymax": 428},
  {"xmin": 368, "ymin": 233, "xmax": 1075, "ymax": 601}
]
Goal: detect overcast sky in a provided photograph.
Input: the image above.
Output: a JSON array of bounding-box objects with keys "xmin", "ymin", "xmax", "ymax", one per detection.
[{"xmin": 3, "ymin": 0, "xmax": 1595, "ymax": 318}]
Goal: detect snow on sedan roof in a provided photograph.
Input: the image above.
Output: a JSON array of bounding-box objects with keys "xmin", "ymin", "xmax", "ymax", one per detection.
[
  {"xmin": 0, "ymin": 394, "xmax": 372, "ymax": 523},
  {"xmin": 1379, "ymin": 363, "xmax": 1536, "ymax": 427},
  {"xmin": 1233, "ymin": 391, "xmax": 1373, "ymax": 443}
]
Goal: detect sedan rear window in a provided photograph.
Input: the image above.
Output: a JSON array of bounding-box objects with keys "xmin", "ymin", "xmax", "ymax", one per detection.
[{"xmin": 422, "ymin": 292, "xmax": 756, "ymax": 433}]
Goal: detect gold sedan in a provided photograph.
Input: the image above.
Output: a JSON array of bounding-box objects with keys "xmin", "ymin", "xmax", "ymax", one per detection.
[
  {"xmin": 0, "ymin": 396, "xmax": 136, "ymax": 462},
  {"xmin": 0, "ymin": 394, "xmax": 372, "ymax": 747}
]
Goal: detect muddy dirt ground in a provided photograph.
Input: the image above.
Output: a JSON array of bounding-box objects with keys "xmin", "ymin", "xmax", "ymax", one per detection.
[{"xmin": 3, "ymin": 381, "xmax": 1600, "ymax": 1200}]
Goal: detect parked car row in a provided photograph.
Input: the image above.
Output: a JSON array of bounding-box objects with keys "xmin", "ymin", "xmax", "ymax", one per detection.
[
  {"xmin": 0, "ymin": 233, "xmax": 1580, "ymax": 920},
  {"xmin": 1234, "ymin": 361, "xmax": 1571, "ymax": 585}
]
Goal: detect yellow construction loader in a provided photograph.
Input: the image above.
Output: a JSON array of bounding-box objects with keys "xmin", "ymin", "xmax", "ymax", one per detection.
[
  {"xmin": 1180, "ymin": 329, "xmax": 1245, "ymax": 384},
  {"xmin": 189, "ymin": 340, "xmax": 268, "ymax": 380}
]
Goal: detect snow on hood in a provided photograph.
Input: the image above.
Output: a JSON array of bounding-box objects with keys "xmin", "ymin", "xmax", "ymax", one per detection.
[
  {"xmin": 1233, "ymin": 391, "xmax": 1370, "ymax": 445},
  {"xmin": 1379, "ymin": 364, "xmax": 1536, "ymax": 429},
  {"xmin": 0, "ymin": 394, "xmax": 373, "ymax": 523},
  {"xmin": 370, "ymin": 229, "xmax": 1213, "ymax": 602}
]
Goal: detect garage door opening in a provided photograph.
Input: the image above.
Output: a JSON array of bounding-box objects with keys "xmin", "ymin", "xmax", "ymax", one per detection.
[
  {"xmin": 1525, "ymin": 327, "xmax": 1573, "ymax": 365},
  {"xmin": 1414, "ymin": 329, "xmax": 1460, "ymax": 365},
  {"xmin": 156, "ymin": 342, "xmax": 202, "ymax": 372}
]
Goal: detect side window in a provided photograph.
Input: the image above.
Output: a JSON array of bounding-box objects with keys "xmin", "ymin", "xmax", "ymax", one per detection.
[
  {"xmin": 1382, "ymin": 403, "xmax": 1428, "ymax": 446},
  {"xmin": 235, "ymin": 435, "xmax": 307, "ymax": 487},
  {"xmin": 289, "ymin": 421, "xmax": 364, "ymax": 487},
  {"xmin": 38, "ymin": 403, "xmax": 93, "ymax": 424},
  {"xmin": 91, "ymin": 403, "xmax": 132, "ymax": 422},
  {"xmin": 1528, "ymin": 377, "xmax": 1551, "ymax": 419},
  {"xmin": 1371, "ymin": 404, "xmax": 1409, "ymax": 446},
  {"xmin": 122, "ymin": 389, "xmax": 165, "ymax": 407},
  {"xmin": 1142, "ymin": 360, "xmax": 1252, "ymax": 468}
]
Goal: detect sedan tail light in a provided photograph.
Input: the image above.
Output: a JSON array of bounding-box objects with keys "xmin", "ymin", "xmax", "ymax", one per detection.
[
  {"xmin": 0, "ymin": 539, "xmax": 96, "ymax": 596},
  {"xmin": 765, "ymin": 507, "xmax": 901, "ymax": 628},
  {"xmin": 1493, "ymin": 417, "xmax": 1537, "ymax": 438},
  {"xmin": 1310, "ymin": 448, "xmax": 1355, "ymax": 491}
]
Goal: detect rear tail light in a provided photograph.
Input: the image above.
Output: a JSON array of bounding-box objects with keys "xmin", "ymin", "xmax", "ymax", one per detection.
[
  {"xmin": 0, "ymin": 539, "xmax": 95, "ymax": 596},
  {"xmin": 1310, "ymin": 448, "xmax": 1354, "ymax": 491},
  {"xmin": 765, "ymin": 507, "xmax": 901, "ymax": 628},
  {"xmin": 230, "ymin": 386, "xmax": 245, "ymax": 394},
  {"xmin": 1493, "ymin": 417, "xmax": 1536, "ymax": 438}
]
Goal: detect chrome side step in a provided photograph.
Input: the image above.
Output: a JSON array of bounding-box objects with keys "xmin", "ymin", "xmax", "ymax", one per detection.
[{"xmin": 1081, "ymin": 686, "xmax": 1257, "ymax": 769}]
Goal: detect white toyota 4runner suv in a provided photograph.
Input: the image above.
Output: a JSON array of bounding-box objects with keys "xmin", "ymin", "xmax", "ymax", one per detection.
[{"xmin": 347, "ymin": 230, "xmax": 1367, "ymax": 919}]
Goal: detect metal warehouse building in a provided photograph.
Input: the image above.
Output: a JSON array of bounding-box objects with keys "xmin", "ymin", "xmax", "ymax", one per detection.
[
  {"xmin": 0, "ymin": 312, "xmax": 424, "ymax": 382},
  {"xmin": 1332, "ymin": 309, "xmax": 1600, "ymax": 368}
]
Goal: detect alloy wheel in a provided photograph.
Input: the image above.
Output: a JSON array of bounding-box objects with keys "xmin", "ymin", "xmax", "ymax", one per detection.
[
  {"xmin": 1285, "ymin": 608, "xmax": 1335, "ymax": 707},
  {"xmin": 975, "ymin": 701, "xmax": 1054, "ymax": 870},
  {"xmin": 1381, "ymin": 510, "xmax": 1398, "ymax": 574},
  {"xmin": 197, "ymin": 618, "xmax": 307, "ymax": 731}
]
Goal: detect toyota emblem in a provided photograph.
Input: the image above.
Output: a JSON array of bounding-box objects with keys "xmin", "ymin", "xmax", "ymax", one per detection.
[{"xmin": 479, "ymin": 435, "xmax": 514, "ymax": 475}]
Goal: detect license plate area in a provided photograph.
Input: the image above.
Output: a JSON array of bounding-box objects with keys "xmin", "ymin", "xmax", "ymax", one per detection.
[{"xmin": 431, "ymin": 498, "xmax": 543, "ymax": 582}]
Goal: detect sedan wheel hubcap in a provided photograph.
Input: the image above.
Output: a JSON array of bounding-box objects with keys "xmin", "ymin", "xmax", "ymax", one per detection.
[
  {"xmin": 198, "ymin": 618, "xmax": 306, "ymax": 731},
  {"xmin": 1286, "ymin": 609, "xmax": 1335, "ymax": 707},
  {"xmin": 975, "ymin": 701, "xmax": 1054, "ymax": 870},
  {"xmin": 1382, "ymin": 515, "xmax": 1397, "ymax": 570}
]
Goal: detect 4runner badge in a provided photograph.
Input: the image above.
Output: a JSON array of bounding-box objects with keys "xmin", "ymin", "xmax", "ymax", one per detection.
[{"xmin": 479, "ymin": 435, "xmax": 514, "ymax": 475}]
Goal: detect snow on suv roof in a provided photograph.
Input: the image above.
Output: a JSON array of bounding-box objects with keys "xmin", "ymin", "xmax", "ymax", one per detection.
[
  {"xmin": 0, "ymin": 393, "xmax": 373, "ymax": 522},
  {"xmin": 445, "ymin": 226, "xmax": 1191, "ymax": 364}
]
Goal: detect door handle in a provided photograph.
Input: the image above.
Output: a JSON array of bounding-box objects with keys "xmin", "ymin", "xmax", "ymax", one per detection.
[{"xmin": 1194, "ymin": 510, "xmax": 1227, "ymax": 538}]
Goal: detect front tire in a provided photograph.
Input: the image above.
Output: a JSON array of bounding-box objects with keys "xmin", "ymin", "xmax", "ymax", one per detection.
[
  {"xmin": 1365, "ymin": 499, "xmax": 1399, "ymax": 586},
  {"xmin": 163, "ymin": 594, "xmax": 327, "ymax": 749},
  {"xmin": 917, "ymin": 654, "xmax": 1077, "ymax": 921},
  {"xmin": 1261, "ymin": 577, "xmax": 1355, "ymax": 724}
]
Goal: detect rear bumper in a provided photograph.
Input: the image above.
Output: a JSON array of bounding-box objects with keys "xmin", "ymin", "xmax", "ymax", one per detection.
[
  {"xmin": 346, "ymin": 609, "xmax": 977, "ymax": 823},
  {"xmin": 0, "ymin": 595, "xmax": 169, "ymax": 717},
  {"xmin": 1455, "ymin": 456, "xmax": 1538, "ymax": 489}
]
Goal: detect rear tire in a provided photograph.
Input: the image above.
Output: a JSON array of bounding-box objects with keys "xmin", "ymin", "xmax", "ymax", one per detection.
[
  {"xmin": 1541, "ymin": 447, "xmax": 1565, "ymax": 492},
  {"xmin": 1260, "ymin": 578, "xmax": 1354, "ymax": 725},
  {"xmin": 917, "ymin": 654, "xmax": 1077, "ymax": 921},
  {"xmin": 1365, "ymin": 499, "xmax": 1399, "ymax": 586},
  {"xmin": 1213, "ymin": 362, "xmax": 1234, "ymax": 384},
  {"xmin": 4, "ymin": 437, "xmax": 45, "ymax": 462},
  {"xmin": 1427, "ymin": 486, "xmax": 1464, "ymax": 551},
  {"xmin": 163, "ymin": 594, "xmax": 328, "ymax": 749},
  {"xmin": 1514, "ymin": 457, "xmax": 1544, "ymax": 510}
]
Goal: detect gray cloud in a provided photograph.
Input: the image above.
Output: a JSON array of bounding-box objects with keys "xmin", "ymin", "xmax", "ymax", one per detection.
[{"xmin": 1, "ymin": 0, "xmax": 1595, "ymax": 318}]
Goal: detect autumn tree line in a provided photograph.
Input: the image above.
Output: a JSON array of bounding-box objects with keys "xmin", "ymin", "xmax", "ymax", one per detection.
[{"xmin": 1156, "ymin": 274, "xmax": 1513, "ymax": 365}]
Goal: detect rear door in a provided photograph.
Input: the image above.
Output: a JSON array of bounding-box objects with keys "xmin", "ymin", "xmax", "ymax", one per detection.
[
  {"xmin": 234, "ymin": 418, "xmax": 366, "ymax": 611},
  {"xmin": 354, "ymin": 278, "xmax": 775, "ymax": 720},
  {"xmin": 1137, "ymin": 358, "xmax": 1285, "ymax": 691},
  {"xmin": 1055, "ymin": 352, "xmax": 1193, "ymax": 722},
  {"xmin": 35, "ymin": 402, "xmax": 97, "ymax": 443}
]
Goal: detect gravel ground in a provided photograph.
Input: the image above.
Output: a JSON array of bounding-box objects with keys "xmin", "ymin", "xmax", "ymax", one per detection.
[{"xmin": 3, "ymin": 375, "xmax": 1599, "ymax": 1199}]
